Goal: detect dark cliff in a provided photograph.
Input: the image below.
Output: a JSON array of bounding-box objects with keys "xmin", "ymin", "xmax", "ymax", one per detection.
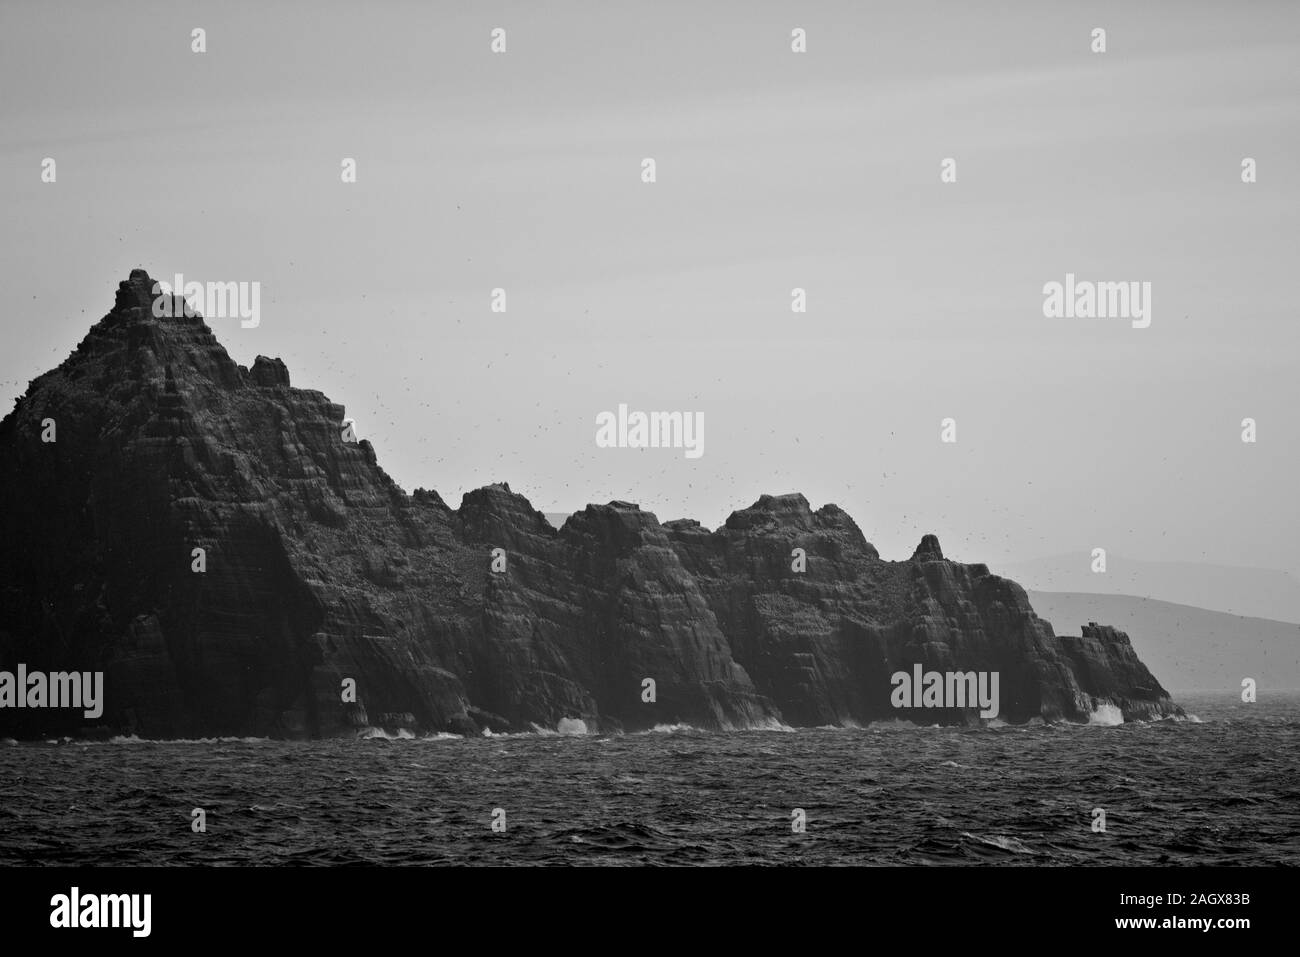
[{"xmin": 0, "ymin": 271, "xmax": 1182, "ymax": 737}]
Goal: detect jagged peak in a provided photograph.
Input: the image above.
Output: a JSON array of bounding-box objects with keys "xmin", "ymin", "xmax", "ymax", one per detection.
[
  {"xmin": 724, "ymin": 492, "xmax": 812, "ymax": 530},
  {"xmin": 457, "ymin": 482, "xmax": 555, "ymax": 538},
  {"xmin": 663, "ymin": 518, "xmax": 707, "ymax": 531},
  {"xmin": 411, "ymin": 487, "xmax": 449, "ymax": 510},
  {"xmin": 458, "ymin": 482, "xmax": 522, "ymax": 508},
  {"xmin": 755, "ymin": 492, "xmax": 811, "ymax": 510},
  {"xmin": 567, "ymin": 500, "xmax": 656, "ymax": 521},
  {"xmin": 912, "ymin": 534, "xmax": 944, "ymax": 561},
  {"xmin": 113, "ymin": 267, "xmax": 161, "ymax": 314},
  {"xmin": 713, "ymin": 493, "xmax": 877, "ymax": 557},
  {"xmin": 248, "ymin": 355, "xmax": 290, "ymax": 389}
]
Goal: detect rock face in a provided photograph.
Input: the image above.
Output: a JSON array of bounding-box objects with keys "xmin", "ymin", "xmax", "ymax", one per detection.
[{"xmin": 0, "ymin": 271, "xmax": 1182, "ymax": 738}]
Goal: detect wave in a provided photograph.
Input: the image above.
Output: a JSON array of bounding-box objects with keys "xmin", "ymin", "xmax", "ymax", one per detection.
[
  {"xmin": 738, "ymin": 717, "xmax": 797, "ymax": 732},
  {"xmin": 482, "ymin": 727, "xmax": 559, "ymax": 739},
  {"xmin": 5, "ymin": 708, "xmax": 1204, "ymax": 746},
  {"xmin": 1087, "ymin": 704, "xmax": 1125, "ymax": 726},
  {"xmin": 961, "ymin": 831, "xmax": 1036, "ymax": 854},
  {"xmin": 867, "ymin": 718, "xmax": 938, "ymax": 730},
  {"xmin": 356, "ymin": 727, "xmax": 415, "ymax": 740},
  {"xmin": 515, "ymin": 719, "xmax": 593, "ymax": 736}
]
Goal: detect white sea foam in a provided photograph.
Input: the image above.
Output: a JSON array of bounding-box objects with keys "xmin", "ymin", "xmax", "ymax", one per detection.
[
  {"xmin": 1087, "ymin": 703, "xmax": 1125, "ymax": 726},
  {"xmin": 744, "ymin": 717, "xmax": 797, "ymax": 732},
  {"xmin": 963, "ymin": 832, "xmax": 1034, "ymax": 854},
  {"xmin": 357, "ymin": 727, "xmax": 415, "ymax": 740},
  {"xmin": 483, "ymin": 727, "xmax": 552, "ymax": 739},
  {"xmin": 868, "ymin": 718, "xmax": 932, "ymax": 730},
  {"xmin": 556, "ymin": 717, "xmax": 589, "ymax": 735}
]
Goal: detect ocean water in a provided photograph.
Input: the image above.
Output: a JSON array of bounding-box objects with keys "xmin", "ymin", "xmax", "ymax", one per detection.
[{"xmin": 2, "ymin": 693, "xmax": 1297, "ymax": 866}]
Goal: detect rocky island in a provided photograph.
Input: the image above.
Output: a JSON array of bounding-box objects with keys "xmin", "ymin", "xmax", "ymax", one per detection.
[{"xmin": 0, "ymin": 270, "xmax": 1182, "ymax": 738}]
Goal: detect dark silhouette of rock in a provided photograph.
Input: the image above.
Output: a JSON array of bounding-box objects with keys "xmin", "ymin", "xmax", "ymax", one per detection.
[
  {"xmin": 0, "ymin": 271, "xmax": 1183, "ymax": 738},
  {"xmin": 248, "ymin": 356, "xmax": 290, "ymax": 389},
  {"xmin": 912, "ymin": 534, "xmax": 944, "ymax": 561}
]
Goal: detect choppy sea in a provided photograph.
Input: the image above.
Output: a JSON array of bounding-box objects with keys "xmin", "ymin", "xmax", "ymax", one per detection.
[{"xmin": 2, "ymin": 692, "xmax": 1296, "ymax": 865}]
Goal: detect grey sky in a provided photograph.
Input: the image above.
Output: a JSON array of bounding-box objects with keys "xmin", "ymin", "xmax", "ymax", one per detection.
[{"xmin": 2, "ymin": 0, "xmax": 1297, "ymax": 573}]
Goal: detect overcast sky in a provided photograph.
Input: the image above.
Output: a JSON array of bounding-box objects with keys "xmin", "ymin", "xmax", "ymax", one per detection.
[{"xmin": 2, "ymin": 0, "xmax": 1297, "ymax": 574}]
